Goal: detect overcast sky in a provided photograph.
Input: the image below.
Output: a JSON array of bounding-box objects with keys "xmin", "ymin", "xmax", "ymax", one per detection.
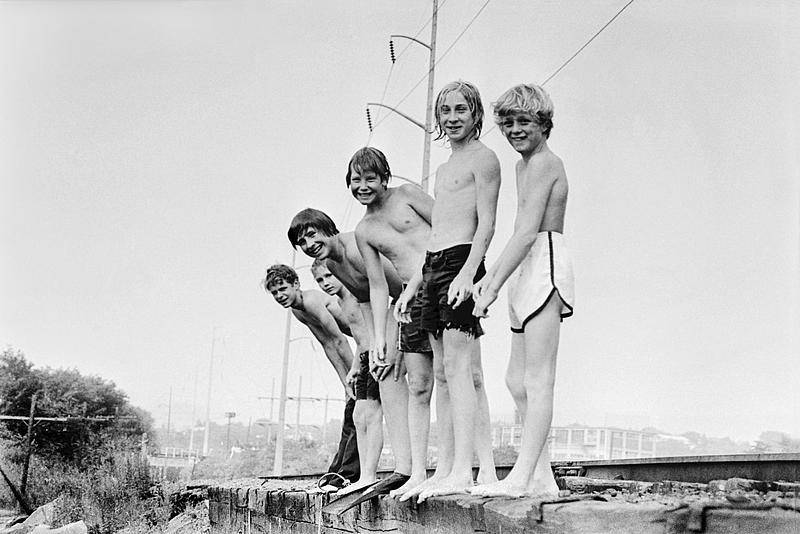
[{"xmin": 2, "ymin": 0, "xmax": 798, "ymax": 444}]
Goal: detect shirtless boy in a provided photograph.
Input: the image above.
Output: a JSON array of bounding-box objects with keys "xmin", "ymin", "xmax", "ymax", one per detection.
[
  {"xmin": 349, "ymin": 146, "xmax": 497, "ymax": 501},
  {"xmin": 312, "ymin": 259, "xmax": 384, "ymax": 495},
  {"xmin": 395, "ymin": 80, "xmax": 501, "ymax": 501},
  {"xmin": 288, "ymin": 209, "xmax": 412, "ymax": 491},
  {"xmin": 263, "ymin": 264, "xmax": 359, "ymax": 489},
  {"xmin": 471, "ymin": 83, "xmax": 574, "ymax": 498}
]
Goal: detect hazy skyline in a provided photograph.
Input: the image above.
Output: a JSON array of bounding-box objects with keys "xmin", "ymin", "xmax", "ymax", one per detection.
[{"xmin": 2, "ymin": 0, "xmax": 798, "ymax": 443}]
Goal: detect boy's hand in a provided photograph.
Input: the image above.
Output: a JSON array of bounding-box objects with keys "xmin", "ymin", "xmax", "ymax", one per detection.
[
  {"xmin": 447, "ymin": 271, "xmax": 474, "ymax": 308},
  {"xmin": 344, "ymin": 382, "xmax": 356, "ymax": 400},
  {"xmin": 472, "ymin": 286, "xmax": 497, "ymax": 318},
  {"xmin": 394, "ymin": 290, "xmax": 414, "ymax": 323},
  {"xmin": 346, "ymin": 367, "xmax": 359, "ymax": 387},
  {"xmin": 372, "ymin": 342, "xmax": 402, "ymax": 382}
]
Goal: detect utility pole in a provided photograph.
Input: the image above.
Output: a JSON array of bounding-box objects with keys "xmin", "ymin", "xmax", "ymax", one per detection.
[
  {"xmin": 166, "ymin": 386, "xmax": 173, "ymax": 448},
  {"xmin": 273, "ymin": 250, "xmax": 295, "ymax": 475},
  {"xmin": 421, "ymin": 0, "xmax": 438, "ymax": 192},
  {"xmin": 267, "ymin": 378, "xmax": 275, "ymax": 445},
  {"xmin": 20, "ymin": 392, "xmax": 37, "ymax": 499},
  {"xmin": 202, "ymin": 327, "xmax": 219, "ymax": 456},
  {"xmin": 294, "ymin": 376, "xmax": 302, "ymax": 440},
  {"xmin": 188, "ymin": 362, "xmax": 199, "ymax": 453},
  {"xmin": 367, "ymin": 0, "xmax": 438, "ymax": 193},
  {"xmin": 322, "ymin": 395, "xmax": 329, "ymax": 445}
]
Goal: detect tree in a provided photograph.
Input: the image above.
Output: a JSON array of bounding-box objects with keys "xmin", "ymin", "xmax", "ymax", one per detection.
[{"xmin": 0, "ymin": 348, "xmax": 153, "ymax": 463}]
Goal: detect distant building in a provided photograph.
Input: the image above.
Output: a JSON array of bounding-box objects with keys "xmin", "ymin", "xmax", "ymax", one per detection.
[{"xmin": 492, "ymin": 424, "xmax": 658, "ymax": 460}]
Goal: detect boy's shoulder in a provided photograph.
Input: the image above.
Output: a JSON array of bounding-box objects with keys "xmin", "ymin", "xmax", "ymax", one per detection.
[
  {"xmin": 302, "ymin": 288, "xmax": 334, "ymax": 309},
  {"xmin": 523, "ymin": 149, "xmax": 565, "ymax": 177}
]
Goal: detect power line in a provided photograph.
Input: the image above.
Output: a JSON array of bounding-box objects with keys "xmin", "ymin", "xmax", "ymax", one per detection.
[
  {"xmin": 367, "ymin": 0, "xmax": 449, "ymax": 145},
  {"xmin": 542, "ymin": 0, "xmax": 636, "ymax": 86},
  {"xmin": 371, "ymin": 0, "xmax": 491, "ymax": 133},
  {"xmin": 483, "ymin": 0, "xmax": 636, "ymax": 139}
]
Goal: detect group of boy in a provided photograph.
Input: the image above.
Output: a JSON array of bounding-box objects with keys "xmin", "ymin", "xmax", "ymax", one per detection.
[{"xmin": 263, "ymin": 80, "xmax": 574, "ymax": 502}]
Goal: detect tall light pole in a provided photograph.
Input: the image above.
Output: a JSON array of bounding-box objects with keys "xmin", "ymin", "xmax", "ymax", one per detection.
[{"xmin": 224, "ymin": 411, "xmax": 236, "ymax": 453}]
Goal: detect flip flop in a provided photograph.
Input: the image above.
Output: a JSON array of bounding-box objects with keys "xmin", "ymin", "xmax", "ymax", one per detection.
[{"xmin": 322, "ymin": 472, "xmax": 410, "ymax": 516}]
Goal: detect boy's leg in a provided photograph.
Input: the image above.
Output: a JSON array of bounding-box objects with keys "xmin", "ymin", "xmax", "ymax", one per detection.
[
  {"xmin": 378, "ymin": 318, "xmax": 412, "ymax": 475},
  {"xmin": 338, "ymin": 399, "xmax": 383, "ymax": 494},
  {"xmin": 390, "ymin": 351, "xmax": 433, "ymax": 497},
  {"xmin": 399, "ymin": 335, "xmax": 452, "ymax": 501},
  {"xmin": 471, "ymin": 343, "xmax": 498, "ymax": 485},
  {"xmin": 338, "ymin": 352, "xmax": 385, "ymax": 494},
  {"xmin": 327, "ymin": 398, "xmax": 359, "ymax": 486},
  {"xmin": 472, "ymin": 296, "xmax": 561, "ymax": 497},
  {"xmin": 470, "ymin": 334, "xmax": 525, "ymax": 496},
  {"xmin": 418, "ymin": 329, "xmax": 477, "ymax": 501}
]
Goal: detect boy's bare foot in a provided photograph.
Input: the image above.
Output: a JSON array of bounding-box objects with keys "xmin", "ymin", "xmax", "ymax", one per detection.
[
  {"xmin": 526, "ymin": 477, "xmax": 559, "ymax": 499},
  {"xmin": 389, "ymin": 473, "xmax": 427, "ymax": 498},
  {"xmin": 398, "ymin": 473, "xmax": 442, "ymax": 502},
  {"xmin": 416, "ymin": 474, "xmax": 473, "ymax": 502},
  {"xmin": 475, "ymin": 468, "xmax": 499, "ymax": 485},
  {"xmin": 470, "ymin": 478, "xmax": 527, "ymax": 498}
]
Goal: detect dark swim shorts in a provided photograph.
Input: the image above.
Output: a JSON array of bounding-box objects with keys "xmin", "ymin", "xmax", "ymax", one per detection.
[
  {"xmin": 419, "ymin": 243, "xmax": 485, "ymax": 338},
  {"xmin": 398, "ymin": 284, "xmax": 433, "ymax": 354},
  {"xmin": 355, "ymin": 351, "xmax": 380, "ymax": 401}
]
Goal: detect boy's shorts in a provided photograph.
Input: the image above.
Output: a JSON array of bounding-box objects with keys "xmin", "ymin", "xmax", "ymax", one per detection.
[
  {"xmin": 355, "ymin": 351, "xmax": 380, "ymax": 401},
  {"xmin": 419, "ymin": 243, "xmax": 485, "ymax": 339},
  {"xmin": 398, "ymin": 284, "xmax": 433, "ymax": 354}
]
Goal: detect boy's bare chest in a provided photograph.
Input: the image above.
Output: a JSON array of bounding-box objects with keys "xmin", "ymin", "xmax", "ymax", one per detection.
[{"xmin": 435, "ymin": 163, "xmax": 475, "ymax": 196}]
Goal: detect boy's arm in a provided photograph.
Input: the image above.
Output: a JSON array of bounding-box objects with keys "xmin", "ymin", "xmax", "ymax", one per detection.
[
  {"xmin": 473, "ymin": 159, "xmax": 557, "ymax": 316},
  {"xmin": 303, "ymin": 303, "xmax": 356, "ymax": 399},
  {"xmin": 402, "ymin": 183, "xmax": 434, "ymax": 225},
  {"xmin": 355, "ymin": 224, "xmax": 397, "ymax": 381},
  {"xmin": 448, "ymin": 150, "xmax": 501, "ymax": 307}
]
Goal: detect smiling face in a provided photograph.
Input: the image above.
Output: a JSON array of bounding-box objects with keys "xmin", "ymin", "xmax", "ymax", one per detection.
[
  {"xmin": 267, "ymin": 279, "xmax": 301, "ymax": 308},
  {"xmin": 312, "ymin": 263, "xmax": 342, "ymax": 296},
  {"xmin": 499, "ymin": 111, "xmax": 547, "ymax": 156},
  {"xmin": 349, "ymin": 164, "xmax": 387, "ymax": 206},
  {"xmin": 295, "ymin": 226, "xmax": 333, "ymax": 260},
  {"xmin": 437, "ymin": 90, "xmax": 477, "ymax": 144}
]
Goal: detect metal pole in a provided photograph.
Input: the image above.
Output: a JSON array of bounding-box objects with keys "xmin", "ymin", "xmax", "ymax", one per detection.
[
  {"xmin": 267, "ymin": 377, "xmax": 275, "ymax": 446},
  {"xmin": 166, "ymin": 386, "xmax": 173, "ymax": 448},
  {"xmin": 273, "ymin": 250, "xmax": 296, "ymax": 475},
  {"xmin": 189, "ymin": 363, "xmax": 199, "ymax": 453},
  {"xmin": 421, "ymin": 0, "xmax": 438, "ymax": 193},
  {"xmin": 295, "ymin": 376, "xmax": 303, "ymax": 440},
  {"xmin": 202, "ymin": 329, "xmax": 218, "ymax": 456},
  {"xmin": 322, "ymin": 395, "xmax": 329, "ymax": 445}
]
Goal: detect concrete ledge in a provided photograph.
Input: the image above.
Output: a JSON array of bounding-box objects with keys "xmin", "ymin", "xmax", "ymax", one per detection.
[{"xmin": 207, "ymin": 479, "xmax": 800, "ymax": 534}]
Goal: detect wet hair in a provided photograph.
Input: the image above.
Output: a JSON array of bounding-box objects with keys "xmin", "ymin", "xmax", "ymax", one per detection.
[
  {"xmin": 263, "ymin": 264, "xmax": 298, "ymax": 292},
  {"xmin": 346, "ymin": 147, "xmax": 392, "ymax": 187},
  {"xmin": 287, "ymin": 208, "xmax": 339, "ymax": 249},
  {"xmin": 434, "ymin": 80, "xmax": 485, "ymax": 141},
  {"xmin": 493, "ymin": 83, "xmax": 554, "ymax": 138},
  {"xmin": 310, "ymin": 258, "xmax": 329, "ymax": 277}
]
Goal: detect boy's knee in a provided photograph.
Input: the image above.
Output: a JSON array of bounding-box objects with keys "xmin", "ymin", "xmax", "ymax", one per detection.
[
  {"xmin": 505, "ymin": 373, "xmax": 525, "ymax": 400},
  {"xmin": 407, "ymin": 374, "xmax": 433, "ymax": 401},
  {"xmin": 471, "ymin": 368, "xmax": 484, "ymax": 391}
]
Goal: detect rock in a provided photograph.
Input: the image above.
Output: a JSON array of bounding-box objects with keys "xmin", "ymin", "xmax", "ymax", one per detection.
[
  {"xmin": 30, "ymin": 522, "xmax": 87, "ymax": 534},
  {"xmin": 20, "ymin": 498, "xmax": 62, "ymax": 529}
]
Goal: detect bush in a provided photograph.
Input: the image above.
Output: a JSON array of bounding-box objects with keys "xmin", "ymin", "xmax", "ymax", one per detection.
[{"xmin": 1, "ymin": 435, "xmax": 172, "ymax": 533}]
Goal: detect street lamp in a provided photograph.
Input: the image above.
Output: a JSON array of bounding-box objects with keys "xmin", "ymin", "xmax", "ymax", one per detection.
[{"xmin": 224, "ymin": 411, "xmax": 236, "ymax": 453}]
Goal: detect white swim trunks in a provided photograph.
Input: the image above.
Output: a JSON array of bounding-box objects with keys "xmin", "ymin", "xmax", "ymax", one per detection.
[{"xmin": 508, "ymin": 231, "xmax": 574, "ymax": 333}]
